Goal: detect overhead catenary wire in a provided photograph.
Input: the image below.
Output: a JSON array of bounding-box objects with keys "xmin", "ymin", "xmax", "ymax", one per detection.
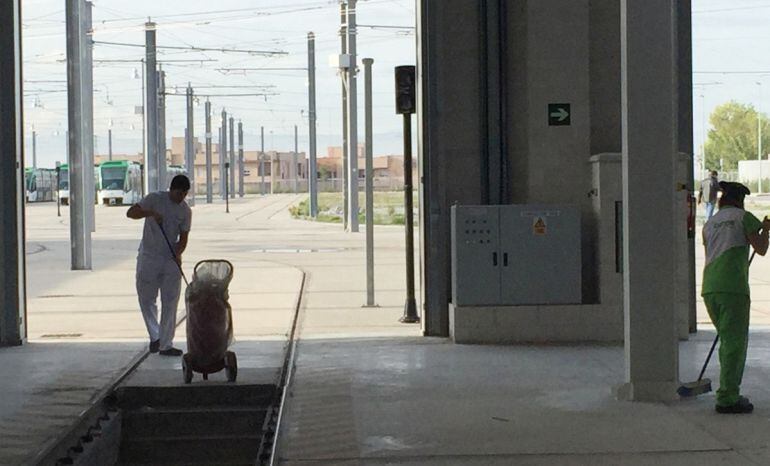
[{"xmin": 92, "ymin": 40, "xmax": 287, "ymax": 56}]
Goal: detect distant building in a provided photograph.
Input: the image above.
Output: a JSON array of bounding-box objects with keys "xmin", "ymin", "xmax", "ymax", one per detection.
[{"xmin": 169, "ymin": 137, "xmax": 307, "ymax": 194}]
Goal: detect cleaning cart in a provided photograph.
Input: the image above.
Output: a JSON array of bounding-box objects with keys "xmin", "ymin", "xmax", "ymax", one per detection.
[{"xmin": 182, "ymin": 259, "xmax": 237, "ymax": 384}]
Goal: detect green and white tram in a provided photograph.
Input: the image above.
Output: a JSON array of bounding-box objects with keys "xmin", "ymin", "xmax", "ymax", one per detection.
[
  {"xmin": 57, "ymin": 164, "xmax": 100, "ymax": 205},
  {"xmin": 58, "ymin": 164, "xmax": 69, "ymax": 204},
  {"xmin": 99, "ymin": 160, "xmax": 143, "ymax": 205},
  {"xmin": 166, "ymin": 165, "xmax": 187, "ymax": 189},
  {"xmin": 25, "ymin": 168, "xmax": 57, "ymax": 202}
]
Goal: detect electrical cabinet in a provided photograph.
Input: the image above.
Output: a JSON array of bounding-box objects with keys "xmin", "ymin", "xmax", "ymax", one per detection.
[{"xmin": 451, "ymin": 204, "xmax": 582, "ymax": 306}]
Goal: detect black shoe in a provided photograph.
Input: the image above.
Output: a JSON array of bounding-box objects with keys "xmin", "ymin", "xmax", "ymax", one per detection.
[
  {"xmin": 159, "ymin": 347, "xmax": 183, "ymax": 357},
  {"xmin": 149, "ymin": 340, "xmax": 160, "ymax": 353},
  {"xmin": 716, "ymin": 396, "xmax": 754, "ymax": 414}
]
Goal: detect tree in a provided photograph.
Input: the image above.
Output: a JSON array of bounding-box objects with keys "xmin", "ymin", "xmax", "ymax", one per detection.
[{"xmin": 704, "ymin": 101, "xmax": 770, "ymax": 170}]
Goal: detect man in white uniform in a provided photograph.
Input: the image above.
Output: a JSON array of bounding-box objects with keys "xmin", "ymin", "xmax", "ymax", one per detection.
[{"xmin": 127, "ymin": 175, "xmax": 192, "ymax": 356}]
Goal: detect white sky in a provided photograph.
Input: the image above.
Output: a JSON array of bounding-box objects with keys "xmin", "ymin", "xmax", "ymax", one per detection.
[
  {"xmin": 22, "ymin": 0, "xmax": 416, "ymax": 167},
  {"xmin": 21, "ymin": 0, "xmax": 768, "ymax": 169},
  {"xmin": 693, "ymin": 0, "xmax": 770, "ymax": 164}
]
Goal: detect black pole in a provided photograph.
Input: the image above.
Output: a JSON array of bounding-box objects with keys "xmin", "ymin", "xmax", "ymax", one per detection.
[
  {"xmin": 225, "ymin": 161, "xmax": 230, "ymax": 213},
  {"xmin": 56, "ymin": 163, "xmax": 61, "ymax": 217},
  {"xmin": 400, "ymin": 112, "xmax": 419, "ymax": 323}
]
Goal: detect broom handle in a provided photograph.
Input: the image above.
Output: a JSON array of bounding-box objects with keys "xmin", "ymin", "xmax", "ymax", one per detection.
[
  {"xmin": 698, "ymin": 334, "xmax": 718, "ymax": 382},
  {"xmin": 158, "ymin": 222, "xmax": 189, "ymax": 286}
]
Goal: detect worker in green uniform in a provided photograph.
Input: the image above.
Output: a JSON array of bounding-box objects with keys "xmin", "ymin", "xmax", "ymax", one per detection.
[{"xmin": 702, "ymin": 181, "xmax": 769, "ymax": 414}]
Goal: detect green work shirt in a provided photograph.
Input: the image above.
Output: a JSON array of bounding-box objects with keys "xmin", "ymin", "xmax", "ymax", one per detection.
[{"xmin": 702, "ymin": 206, "xmax": 762, "ymax": 296}]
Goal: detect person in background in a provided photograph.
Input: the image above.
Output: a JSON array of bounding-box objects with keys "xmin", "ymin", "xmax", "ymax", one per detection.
[
  {"xmin": 701, "ymin": 181, "xmax": 769, "ymax": 413},
  {"xmin": 698, "ymin": 170, "xmax": 720, "ymax": 220}
]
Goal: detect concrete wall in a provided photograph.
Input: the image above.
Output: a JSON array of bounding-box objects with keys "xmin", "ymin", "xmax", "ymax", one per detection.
[{"xmin": 419, "ymin": 1, "xmax": 690, "ymax": 339}]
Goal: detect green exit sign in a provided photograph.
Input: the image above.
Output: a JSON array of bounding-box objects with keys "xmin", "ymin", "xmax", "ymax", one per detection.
[{"xmin": 548, "ymin": 103, "xmax": 571, "ymax": 126}]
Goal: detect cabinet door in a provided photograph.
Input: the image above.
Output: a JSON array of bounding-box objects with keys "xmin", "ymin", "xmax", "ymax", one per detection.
[
  {"xmin": 451, "ymin": 205, "xmax": 500, "ymax": 305},
  {"xmin": 499, "ymin": 205, "xmax": 582, "ymax": 305}
]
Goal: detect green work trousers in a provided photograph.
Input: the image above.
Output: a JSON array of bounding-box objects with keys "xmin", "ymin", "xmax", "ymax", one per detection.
[{"xmin": 703, "ymin": 293, "xmax": 751, "ymax": 407}]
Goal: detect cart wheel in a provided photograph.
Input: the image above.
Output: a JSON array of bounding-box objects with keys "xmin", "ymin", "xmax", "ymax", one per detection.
[
  {"xmin": 182, "ymin": 354, "xmax": 193, "ymax": 384},
  {"xmin": 225, "ymin": 351, "xmax": 237, "ymax": 383}
]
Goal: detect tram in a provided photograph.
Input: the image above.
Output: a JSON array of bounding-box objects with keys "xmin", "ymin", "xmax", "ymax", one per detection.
[
  {"xmin": 25, "ymin": 168, "xmax": 57, "ymax": 202},
  {"xmin": 98, "ymin": 160, "xmax": 143, "ymax": 206}
]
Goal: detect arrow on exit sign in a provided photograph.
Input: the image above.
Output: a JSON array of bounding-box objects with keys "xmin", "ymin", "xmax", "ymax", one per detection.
[{"xmin": 548, "ymin": 103, "xmax": 571, "ymax": 126}]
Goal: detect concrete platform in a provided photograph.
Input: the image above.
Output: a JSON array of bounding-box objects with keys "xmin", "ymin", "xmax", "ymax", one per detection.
[{"xmin": 9, "ymin": 195, "xmax": 770, "ymax": 465}]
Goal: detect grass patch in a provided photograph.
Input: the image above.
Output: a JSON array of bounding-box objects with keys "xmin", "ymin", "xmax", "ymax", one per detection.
[{"xmin": 289, "ymin": 192, "xmax": 417, "ymax": 225}]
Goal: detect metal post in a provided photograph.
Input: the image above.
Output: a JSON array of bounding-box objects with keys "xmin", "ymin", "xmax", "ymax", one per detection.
[
  {"xmin": 758, "ymin": 81, "xmax": 763, "ymax": 193},
  {"xmin": 260, "ymin": 126, "xmax": 265, "ymax": 195},
  {"xmin": 220, "ymin": 110, "xmax": 228, "ymax": 199},
  {"xmin": 308, "ymin": 32, "xmax": 318, "ymax": 217},
  {"xmin": 66, "ymin": 0, "xmax": 92, "ymax": 270},
  {"xmin": 293, "ymin": 125, "xmax": 299, "ymax": 193},
  {"xmin": 0, "ymin": 0, "xmax": 26, "ymax": 345},
  {"xmin": 185, "ymin": 83, "xmax": 195, "ymax": 206},
  {"xmin": 238, "ymin": 121, "xmax": 244, "ymax": 197},
  {"xmin": 158, "ymin": 68, "xmax": 167, "ymax": 189},
  {"xmin": 31, "ymin": 130, "xmax": 37, "ymax": 169},
  {"xmin": 108, "ymin": 128, "xmax": 112, "ymax": 161},
  {"xmin": 225, "ymin": 162, "xmax": 230, "ymax": 213},
  {"xmin": 144, "ymin": 21, "xmax": 158, "ymax": 194},
  {"xmin": 205, "ymin": 100, "xmax": 212, "ymax": 203},
  {"xmin": 55, "ymin": 161, "xmax": 62, "ymax": 217},
  {"xmin": 363, "ymin": 58, "xmax": 376, "ymax": 306},
  {"xmin": 85, "ymin": 0, "xmax": 94, "ymax": 232},
  {"xmin": 340, "ymin": 1, "xmax": 349, "ymax": 230},
  {"xmin": 401, "ymin": 112, "xmax": 419, "ymax": 323},
  {"xmin": 229, "ymin": 116, "xmax": 235, "ymax": 198},
  {"xmin": 140, "ymin": 58, "xmax": 145, "ymax": 171},
  {"xmin": 346, "ymin": 0, "xmax": 359, "ymax": 232}
]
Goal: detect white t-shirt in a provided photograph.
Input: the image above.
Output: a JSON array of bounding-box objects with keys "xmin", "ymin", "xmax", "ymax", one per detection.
[{"xmin": 137, "ymin": 191, "xmax": 192, "ymax": 260}]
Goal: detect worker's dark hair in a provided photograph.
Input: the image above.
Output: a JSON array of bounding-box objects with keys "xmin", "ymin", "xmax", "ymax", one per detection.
[
  {"xmin": 710, "ymin": 170, "xmax": 718, "ymax": 177},
  {"xmin": 170, "ymin": 174, "xmax": 190, "ymax": 191},
  {"xmin": 718, "ymin": 181, "xmax": 750, "ymax": 209}
]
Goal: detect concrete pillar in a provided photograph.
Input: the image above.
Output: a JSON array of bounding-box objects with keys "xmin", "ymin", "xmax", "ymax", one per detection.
[
  {"xmin": 157, "ymin": 69, "xmax": 167, "ymax": 190},
  {"xmin": 229, "ymin": 116, "xmax": 235, "ymax": 199},
  {"xmin": 205, "ymin": 100, "xmax": 212, "ymax": 203},
  {"xmin": 67, "ymin": 0, "xmax": 92, "ymax": 270},
  {"xmin": 220, "ymin": 110, "xmax": 227, "ymax": 199},
  {"xmin": 616, "ymin": 0, "xmax": 679, "ymax": 401},
  {"xmin": 144, "ymin": 22, "xmax": 159, "ymax": 194},
  {"xmin": 417, "ymin": 0, "xmax": 484, "ymax": 336},
  {"xmin": 0, "ymin": 0, "xmax": 26, "ymax": 345}
]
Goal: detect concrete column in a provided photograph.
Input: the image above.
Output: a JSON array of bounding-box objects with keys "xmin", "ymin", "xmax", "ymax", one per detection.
[
  {"xmin": 220, "ymin": 110, "xmax": 227, "ymax": 199},
  {"xmin": 238, "ymin": 121, "xmax": 244, "ymax": 198},
  {"xmin": 205, "ymin": 100, "xmax": 212, "ymax": 203},
  {"xmin": 346, "ymin": 0, "xmax": 360, "ymax": 232},
  {"xmin": 67, "ymin": 0, "xmax": 92, "ymax": 270},
  {"xmin": 157, "ymin": 69, "xmax": 167, "ymax": 190},
  {"xmin": 185, "ymin": 83, "xmax": 195, "ymax": 206},
  {"xmin": 308, "ymin": 32, "xmax": 318, "ymax": 217},
  {"xmin": 340, "ymin": 1, "xmax": 349, "ymax": 230},
  {"xmin": 0, "ymin": 0, "xmax": 26, "ymax": 345},
  {"xmin": 616, "ymin": 0, "xmax": 679, "ymax": 401},
  {"xmin": 144, "ymin": 22, "xmax": 159, "ymax": 194},
  {"xmin": 417, "ymin": 0, "xmax": 484, "ymax": 336},
  {"xmin": 84, "ymin": 0, "xmax": 94, "ymax": 232},
  {"xmin": 229, "ymin": 116, "xmax": 235, "ymax": 199},
  {"xmin": 32, "ymin": 130, "xmax": 37, "ymax": 168},
  {"xmin": 677, "ymin": 0, "xmax": 697, "ymax": 334}
]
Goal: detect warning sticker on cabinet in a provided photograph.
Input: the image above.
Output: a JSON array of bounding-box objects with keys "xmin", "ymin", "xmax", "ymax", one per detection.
[{"xmin": 533, "ymin": 217, "xmax": 547, "ymax": 235}]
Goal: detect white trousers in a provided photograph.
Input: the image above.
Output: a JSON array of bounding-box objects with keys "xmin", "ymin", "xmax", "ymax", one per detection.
[{"xmin": 136, "ymin": 255, "xmax": 181, "ymax": 350}]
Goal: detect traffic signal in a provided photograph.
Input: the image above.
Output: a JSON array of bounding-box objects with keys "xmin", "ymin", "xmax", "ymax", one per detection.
[{"xmin": 394, "ymin": 66, "xmax": 416, "ymax": 115}]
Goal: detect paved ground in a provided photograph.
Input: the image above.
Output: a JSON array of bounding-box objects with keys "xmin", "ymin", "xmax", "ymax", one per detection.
[{"xmin": 7, "ymin": 194, "xmax": 770, "ymax": 465}]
